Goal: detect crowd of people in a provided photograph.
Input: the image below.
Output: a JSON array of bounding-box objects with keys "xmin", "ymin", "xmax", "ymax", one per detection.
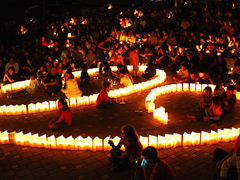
[{"xmin": 1, "ymin": 1, "xmax": 240, "ymax": 179}]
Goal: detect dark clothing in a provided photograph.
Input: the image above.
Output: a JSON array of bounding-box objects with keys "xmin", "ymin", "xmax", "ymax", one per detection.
[
  {"xmin": 7, "ymin": 72, "xmax": 20, "ymax": 83},
  {"xmin": 46, "ymin": 73, "xmax": 62, "ymax": 93},
  {"xmin": 221, "ymin": 92, "xmax": 236, "ymax": 111},
  {"xmin": 142, "ymin": 66, "xmax": 156, "ymax": 79}
]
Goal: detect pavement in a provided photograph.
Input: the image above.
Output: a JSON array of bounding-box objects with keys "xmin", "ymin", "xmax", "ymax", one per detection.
[{"xmin": 0, "ymin": 65, "xmax": 240, "ymax": 180}]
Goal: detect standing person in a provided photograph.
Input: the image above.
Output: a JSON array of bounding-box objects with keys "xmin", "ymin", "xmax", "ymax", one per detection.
[
  {"xmin": 60, "ymin": 69, "xmax": 82, "ymax": 99},
  {"xmin": 96, "ymin": 81, "xmax": 115, "ymax": 108},
  {"xmin": 134, "ymin": 146, "xmax": 173, "ymax": 180},
  {"xmin": 48, "ymin": 99, "xmax": 71, "ymax": 130},
  {"xmin": 130, "ymin": 47, "xmax": 139, "ymax": 77},
  {"xmin": 108, "ymin": 125, "xmax": 143, "ymax": 172}
]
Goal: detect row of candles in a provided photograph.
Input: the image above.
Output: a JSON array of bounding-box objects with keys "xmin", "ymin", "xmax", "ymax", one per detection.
[
  {"xmin": 1, "ymin": 80, "xmax": 30, "ymax": 94},
  {"xmin": 145, "ymin": 83, "xmax": 240, "ymax": 125},
  {"xmin": 0, "ymin": 66, "xmax": 166, "ymax": 115},
  {"xmin": 0, "ymin": 127, "xmax": 239, "ymax": 151}
]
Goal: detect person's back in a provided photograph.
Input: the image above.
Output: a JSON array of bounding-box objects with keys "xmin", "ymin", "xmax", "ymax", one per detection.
[
  {"xmin": 149, "ymin": 158, "xmax": 173, "ymax": 180},
  {"xmin": 119, "ymin": 74, "xmax": 133, "ymax": 87}
]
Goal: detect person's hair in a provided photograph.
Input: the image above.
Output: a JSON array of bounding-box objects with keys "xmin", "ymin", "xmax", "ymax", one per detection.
[
  {"xmin": 181, "ymin": 62, "xmax": 187, "ymax": 68},
  {"xmin": 212, "ymin": 96, "xmax": 220, "ymax": 106},
  {"xmin": 51, "ymin": 66, "xmax": 57, "ymax": 71},
  {"xmin": 119, "ymin": 69, "xmax": 126, "ymax": 74},
  {"xmin": 8, "ymin": 66, "xmax": 15, "ymax": 71},
  {"xmin": 102, "ymin": 81, "xmax": 111, "ymax": 88},
  {"xmin": 204, "ymin": 86, "xmax": 212, "ymax": 95},
  {"xmin": 227, "ymin": 85, "xmax": 234, "ymax": 92},
  {"xmin": 142, "ymin": 146, "xmax": 158, "ymax": 160},
  {"xmin": 30, "ymin": 73, "xmax": 36, "ymax": 77},
  {"xmin": 215, "ymin": 81, "xmax": 223, "ymax": 90},
  {"xmin": 121, "ymin": 125, "xmax": 142, "ymax": 154},
  {"xmin": 58, "ymin": 99, "xmax": 70, "ymax": 111},
  {"xmin": 65, "ymin": 68, "xmax": 72, "ymax": 75}
]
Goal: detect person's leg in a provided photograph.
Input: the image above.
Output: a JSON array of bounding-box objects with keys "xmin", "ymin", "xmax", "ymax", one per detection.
[
  {"xmin": 110, "ymin": 149, "xmax": 122, "ymax": 166},
  {"xmin": 205, "ymin": 108, "xmax": 209, "ymax": 116}
]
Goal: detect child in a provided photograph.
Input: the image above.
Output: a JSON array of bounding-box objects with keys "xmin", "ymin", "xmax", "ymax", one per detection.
[
  {"xmin": 96, "ymin": 81, "xmax": 115, "ymax": 108},
  {"xmin": 48, "ymin": 99, "xmax": 71, "ymax": 129},
  {"xmin": 6, "ymin": 73, "xmax": 39, "ymax": 98},
  {"xmin": 199, "ymin": 86, "xmax": 212, "ymax": 109},
  {"xmin": 173, "ymin": 62, "xmax": 189, "ymax": 83},
  {"xmin": 203, "ymin": 96, "xmax": 223, "ymax": 122},
  {"xmin": 214, "ymin": 81, "xmax": 225, "ymax": 97}
]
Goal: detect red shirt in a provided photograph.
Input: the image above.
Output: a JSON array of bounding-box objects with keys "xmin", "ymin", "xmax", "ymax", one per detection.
[
  {"xmin": 96, "ymin": 89, "xmax": 109, "ymax": 105},
  {"xmin": 57, "ymin": 110, "xmax": 72, "ymax": 125}
]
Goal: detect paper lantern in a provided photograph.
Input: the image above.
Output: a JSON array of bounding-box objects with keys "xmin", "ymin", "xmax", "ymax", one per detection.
[
  {"xmin": 183, "ymin": 83, "xmax": 189, "ymax": 91},
  {"xmin": 28, "ymin": 103, "xmax": 36, "ymax": 114},
  {"xmin": 41, "ymin": 101, "xmax": 49, "ymax": 112},
  {"xmin": 23, "ymin": 132, "xmax": 32, "ymax": 146},
  {"xmin": 232, "ymin": 127, "xmax": 239, "ymax": 141},
  {"xmin": 0, "ymin": 105, "xmax": 7, "ymax": 115},
  {"xmin": 47, "ymin": 135, "xmax": 56, "ymax": 149},
  {"xmin": 177, "ymin": 83, "xmax": 182, "ymax": 92},
  {"xmin": 77, "ymin": 97, "xmax": 83, "ymax": 106},
  {"xmin": 157, "ymin": 135, "xmax": 166, "ymax": 149},
  {"xmin": 15, "ymin": 131, "xmax": 24, "ymax": 145},
  {"xmin": 173, "ymin": 133, "xmax": 182, "ymax": 147},
  {"xmin": 39, "ymin": 134, "xmax": 47, "ymax": 148},
  {"xmin": 165, "ymin": 134, "xmax": 174, "ymax": 148},
  {"xmin": 149, "ymin": 135, "xmax": 157, "ymax": 148},
  {"xmin": 49, "ymin": 101, "xmax": 57, "ymax": 111},
  {"xmin": 6, "ymin": 105, "xmax": 14, "ymax": 115},
  {"xmin": 191, "ymin": 132, "xmax": 200, "ymax": 146},
  {"xmin": 190, "ymin": 83, "xmax": 195, "ymax": 92},
  {"xmin": 148, "ymin": 103, "xmax": 155, "ymax": 113},
  {"xmin": 217, "ymin": 129, "xmax": 224, "ymax": 143},
  {"xmin": 103, "ymin": 137, "xmax": 112, "ymax": 151},
  {"xmin": 0, "ymin": 131, "xmax": 9, "ymax": 144},
  {"xmin": 140, "ymin": 136, "xmax": 149, "ymax": 149},
  {"xmin": 70, "ymin": 97, "xmax": 77, "ymax": 107},
  {"xmin": 223, "ymin": 128, "xmax": 232, "ymax": 142},
  {"xmin": 35, "ymin": 102, "xmax": 42, "ymax": 113},
  {"xmin": 83, "ymin": 136, "xmax": 92, "ymax": 150},
  {"xmin": 83, "ymin": 96, "xmax": 89, "ymax": 105},
  {"xmin": 209, "ymin": 131, "xmax": 218, "ymax": 145},
  {"xmin": 31, "ymin": 133, "xmax": 39, "ymax": 147},
  {"xmin": 201, "ymin": 131, "xmax": 209, "ymax": 145},
  {"xmin": 161, "ymin": 113, "xmax": 168, "ymax": 125},
  {"xmin": 65, "ymin": 136, "xmax": 75, "ymax": 150},
  {"xmin": 93, "ymin": 137, "xmax": 103, "ymax": 151},
  {"xmin": 56, "ymin": 135, "xmax": 66, "ymax": 149},
  {"xmin": 183, "ymin": 132, "xmax": 192, "ymax": 146},
  {"xmin": 8, "ymin": 131, "xmax": 16, "ymax": 144},
  {"xmin": 196, "ymin": 84, "xmax": 202, "ymax": 92},
  {"xmin": 170, "ymin": 84, "xmax": 177, "ymax": 93},
  {"xmin": 20, "ymin": 104, "xmax": 27, "ymax": 114},
  {"xmin": 75, "ymin": 136, "xmax": 84, "ymax": 150},
  {"xmin": 236, "ymin": 92, "xmax": 240, "ymax": 100}
]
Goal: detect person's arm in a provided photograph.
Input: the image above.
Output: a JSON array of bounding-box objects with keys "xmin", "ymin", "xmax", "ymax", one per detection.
[
  {"xmin": 220, "ymin": 153, "xmax": 237, "ymax": 179},
  {"xmin": 3, "ymin": 73, "xmax": 13, "ymax": 82},
  {"xmin": 141, "ymin": 159, "xmax": 149, "ymax": 180},
  {"xmin": 108, "ymin": 138, "xmax": 123, "ymax": 150},
  {"xmin": 48, "ymin": 113, "xmax": 64, "ymax": 128},
  {"xmin": 48, "ymin": 112, "xmax": 59, "ymax": 128},
  {"xmin": 97, "ymin": 41, "xmax": 108, "ymax": 51},
  {"xmin": 44, "ymin": 79, "xmax": 60, "ymax": 86}
]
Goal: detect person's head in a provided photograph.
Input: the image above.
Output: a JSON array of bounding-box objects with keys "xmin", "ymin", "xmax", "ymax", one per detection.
[
  {"xmin": 216, "ymin": 81, "xmax": 223, "ymax": 90},
  {"xmin": 234, "ymin": 64, "xmax": 240, "ymax": 71},
  {"xmin": 9, "ymin": 57, "xmax": 15, "ymax": 64},
  {"xmin": 8, "ymin": 67, "xmax": 15, "ymax": 75},
  {"xmin": 119, "ymin": 69, "xmax": 126, "ymax": 75},
  {"xmin": 181, "ymin": 62, "xmax": 187, "ymax": 71},
  {"xmin": 102, "ymin": 81, "xmax": 111, "ymax": 91},
  {"xmin": 27, "ymin": 59, "xmax": 31, "ymax": 65},
  {"xmin": 226, "ymin": 85, "xmax": 234, "ymax": 96},
  {"xmin": 64, "ymin": 69, "xmax": 72, "ymax": 80},
  {"xmin": 121, "ymin": 125, "xmax": 139, "ymax": 140},
  {"xmin": 58, "ymin": 99, "xmax": 69, "ymax": 111},
  {"xmin": 142, "ymin": 146, "xmax": 158, "ymax": 165},
  {"xmin": 51, "ymin": 67, "xmax": 58, "ymax": 75},
  {"xmin": 212, "ymin": 96, "xmax": 220, "ymax": 106},
  {"xmin": 204, "ymin": 86, "xmax": 212, "ymax": 96},
  {"xmin": 30, "ymin": 73, "xmax": 36, "ymax": 80}
]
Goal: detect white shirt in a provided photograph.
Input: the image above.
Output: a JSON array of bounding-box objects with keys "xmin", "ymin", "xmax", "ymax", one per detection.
[
  {"xmin": 178, "ymin": 69, "xmax": 189, "ymax": 79},
  {"xmin": 120, "ymin": 75, "xmax": 133, "ymax": 87},
  {"xmin": 61, "ymin": 78, "xmax": 82, "ymax": 99},
  {"xmin": 221, "ymin": 153, "xmax": 240, "ymax": 179},
  {"xmin": 26, "ymin": 79, "xmax": 39, "ymax": 94}
]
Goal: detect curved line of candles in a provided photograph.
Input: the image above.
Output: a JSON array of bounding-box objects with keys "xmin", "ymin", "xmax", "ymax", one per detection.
[{"xmin": 0, "ymin": 66, "xmax": 166, "ymax": 116}]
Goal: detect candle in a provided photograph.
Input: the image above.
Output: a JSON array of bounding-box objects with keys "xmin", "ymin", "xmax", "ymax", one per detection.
[
  {"xmin": 183, "ymin": 132, "xmax": 192, "ymax": 146},
  {"xmin": 140, "ymin": 136, "xmax": 149, "ymax": 149},
  {"xmin": 217, "ymin": 129, "xmax": 224, "ymax": 143},
  {"xmin": 173, "ymin": 133, "xmax": 182, "ymax": 147},
  {"xmin": 47, "ymin": 135, "xmax": 56, "ymax": 149},
  {"xmin": 65, "ymin": 136, "xmax": 75, "ymax": 150},
  {"xmin": 31, "ymin": 133, "xmax": 39, "ymax": 147},
  {"xmin": 77, "ymin": 97, "xmax": 83, "ymax": 106},
  {"xmin": 28, "ymin": 103, "xmax": 36, "ymax": 114},
  {"xmin": 0, "ymin": 105, "xmax": 7, "ymax": 115},
  {"xmin": 39, "ymin": 134, "xmax": 47, "ymax": 148},
  {"xmin": 83, "ymin": 96, "xmax": 89, "ymax": 105},
  {"xmin": 149, "ymin": 135, "xmax": 157, "ymax": 148},
  {"xmin": 201, "ymin": 131, "xmax": 209, "ymax": 145},
  {"xmin": 177, "ymin": 83, "xmax": 182, "ymax": 92},
  {"xmin": 41, "ymin": 101, "xmax": 49, "ymax": 112},
  {"xmin": 196, "ymin": 84, "xmax": 202, "ymax": 92},
  {"xmin": 161, "ymin": 113, "xmax": 168, "ymax": 125},
  {"xmin": 83, "ymin": 136, "xmax": 92, "ymax": 151},
  {"xmin": 183, "ymin": 83, "xmax": 189, "ymax": 91},
  {"xmin": 232, "ymin": 127, "xmax": 239, "ymax": 141},
  {"xmin": 0, "ymin": 131, "xmax": 9, "ymax": 144},
  {"xmin": 223, "ymin": 128, "xmax": 231, "ymax": 142},
  {"xmin": 157, "ymin": 135, "xmax": 166, "ymax": 149},
  {"xmin": 49, "ymin": 101, "xmax": 57, "ymax": 111},
  {"xmin": 148, "ymin": 103, "xmax": 155, "ymax": 113},
  {"xmin": 69, "ymin": 97, "xmax": 77, "ymax": 107},
  {"xmin": 75, "ymin": 136, "xmax": 84, "ymax": 150},
  {"xmin": 191, "ymin": 132, "xmax": 200, "ymax": 146},
  {"xmin": 20, "ymin": 104, "xmax": 27, "ymax": 114},
  {"xmin": 6, "ymin": 105, "xmax": 14, "ymax": 115},
  {"xmin": 23, "ymin": 132, "xmax": 32, "ymax": 146},
  {"xmin": 103, "ymin": 137, "xmax": 112, "ymax": 151},
  {"xmin": 209, "ymin": 131, "xmax": 218, "ymax": 145},
  {"xmin": 56, "ymin": 135, "xmax": 66, "ymax": 149},
  {"xmin": 190, "ymin": 83, "xmax": 195, "ymax": 92},
  {"xmin": 165, "ymin": 134, "xmax": 174, "ymax": 148},
  {"xmin": 93, "ymin": 137, "xmax": 103, "ymax": 151},
  {"xmin": 15, "ymin": 131, "xmax": 24, "ymax": 145},
  {"xmin": 36, "ymin": 102, "xmax": 42, "ymax": 113}
]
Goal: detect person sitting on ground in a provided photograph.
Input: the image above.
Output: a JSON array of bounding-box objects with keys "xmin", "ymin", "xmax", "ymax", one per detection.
[
  {"xmin": 203, "ymin": 96, "xmax": 223, "ymax": 122},
  {"xmin": 5, "ymin": 57, "xmax": 19, "ymax": 74},
  {"xmin": 221, "ymin": 85, "xmax": 236, "ymax": 112},
  {"xmin": 80, "ymin": 65, "xmax": 91, "ymax": 84},
  {"xmin": 41, "ymin": 67, "xmax": 62, "ymax": 97},
  {"xmin": 36, "ymin": 65, "xmax": 47, "ymax": 80},
  {"xmin": 173, "ymin": 62, "xmax": 189, "ymax": 83},
  {"xmin": 142, "ymin": 62, "xmax": 156, "ymax": 79},
  {"xmin": 6, "ymin": 73, "xmax": 39, "ymax": 98},
  {"xmin": 60, "ymin": 69, "xmax": 82, "ymax": 99},
  {"xmin": 3, "ymin": 67, "xmax": 20, "ymax": 83},
  {"xmin": 119, "ymin": 69, "xmax": 133, "ymax": 87},
  {"xmin": 199, "ymin": 86, "xmax": 213, "ymax": 109},
  {"xmin": 134, "ymin": 146, "xmax": 173, "ymax": 180},
  {"xmin": 213, "ymin": 135, "xmax": 240, "ymax": 179},
  {"xmin": 96, "ymin": 81, "xmax": 115, "ymax": 108},
  {"xmin": 108, "ymin": 125, "xmax": 143, "ymax": 172},
  {"xmin": 48, "ymin": 99, "xmax": 71, "ymax": 130},
  {"xmin": 233, "ymin": 64, "xmax": 240, "ymax": 84},
  {"xmin": 214, "ymin": 81, "xmax": 225, "ymax": 97}
]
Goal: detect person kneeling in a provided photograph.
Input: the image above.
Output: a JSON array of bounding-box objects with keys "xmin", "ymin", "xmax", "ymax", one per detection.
[{"xmin": 48, "ymin": 99, "xmax": 71, "ymax": 130}]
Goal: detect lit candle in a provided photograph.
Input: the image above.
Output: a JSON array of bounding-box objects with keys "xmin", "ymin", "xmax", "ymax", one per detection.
[
  {"xmin": 103, "ymin": 136, "xmax": 112, "ymax": 151},
  {"xmin": 0, "ymin": 130, "xmax": 9, "ymax": 144},
  {"xmin": 196, "ymin": 84, "xmax": 202, "ymax": 92},
  {"xmin": 56, "ymin": 135, "xmax": 66, "ymax": 149},
  {"xmin": 201, "ymin": 131, "xmax": 209, "ymax": 145},
  {"xmin": 191, "ymin": 132, "xmax": 200, "ymax": 146},
  {"xmin": 183, "ymin": 132, "xmax": 192, "ymax": 146},
  {"xmin": 165, "ymin": 134, "xmax": 174, "ymax": 148},
  {"xmin": 15, "ymin": 131, "xmax": 24, "ymax": 145},
  {"xmin": 149, "ymin": 135, "xmax": 157, "ymax": 148},
  {"xmin": 140, "ymin": 136, "xmax": 149, "ymax": 149},
  {"xmin": 157, "ymin": 135, "xmax": 166, "ymax": 149},
  {"xmin": 69, "ymin": 97, "xmax": 77, "ymax": 107},
  {"xmin": 47, "ymin": 135, "xmax": 56, "ymax": 149},
  {"xmin": 39, "ymin": 134, "xmax": 47, "ymax": 148},
  {"xmin": 31, "ymin": 133, "xmax": 39, "ymax": 147},
  {"xmin": 148, "ymin": 103, "xmax": 155, "ymax": 113},
  {"xmin": 190, "ymin": 83, "xmax": 195, "ymax": 92},
  {"xmin": 75, "ymin": 136, "xmax": 84, "ymax": 150},
  {"xmin": 223, "ymin": 128, "xmax": 232, "ymax": 142},
  {"xmin": 0, "ymin": 105, "xmax": 7, "ymax": 115},
  {"xmin": 209, "ymin": 130, "xmax": 218, "ymax": 145},
  {"xmin": 77, "ymin": 97, "xmax": 83, "ymax": 106},
  {"xmin": 65, "ymin": 136, "xmax": 75, "ymax": 150},
  {"xmin": 93, "ymin": 137, "xmax": 103, "ymax": 151},
  {"xmin": 28, "ymin": 103, "xmax": 36, "ymax": 114},
  {"xmin": 41, "ymin": 101, "xmax": 49, "ymax": 112},
  {"xmin": 49, "ymin": 101, "xmax": 57, "ymax": 111},
  {"xmin": 183, "ymin": 83, "xmax": 189, "ymax": 91},
  {"xmin": 35, "ymin": 102, "xmax": 42, "ymax": 113},
  {"xmin": 23, "ymin": 132, "xmax": 32, "ymax": 146},
  {"xmin": 177, "ymin": 83, "xmax": 182, "ymax": 92},
  {"xmin": 232, "ymin": 127, "xmax": 239, "ymax": 141},
  {"xmin": 83, "ymin": 136, "xmax": 92, "ymax": 151},
  {"xmin": 173, "ymin": 133, "xmax": 182, "ymax": 147}
]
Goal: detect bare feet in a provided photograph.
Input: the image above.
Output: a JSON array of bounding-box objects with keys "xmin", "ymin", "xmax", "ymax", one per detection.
[{"xmin": 187, "ymin": 115, "xmax": 197, "ymax": 121}]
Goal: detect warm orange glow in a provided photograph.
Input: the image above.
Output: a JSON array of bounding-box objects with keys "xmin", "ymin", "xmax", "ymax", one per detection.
[
  {"xmin": 157, "ymin": 135, "xmax": 166, "ymax": 149},
  {"xmin": 57, "ymin": 135, "xmax": 66, "ymax": 149},
  {"xmin": 191, "ymin": 132, "xmax": 200, "ymax": 146},
  {"xmin": 15, "ymin": 131, "xmax": 24, "ymax": 145},
  {"xmin": 149, "ymin": 135, "xmax": 157, "ymax": 148},
  {"xmin": 75, "ymin": 136, "xmax": 84, "ymax": 150},
  {"xmin": 183, "ymin": 132, "xmax": 192, "ymax": 146},
  {"xmin": 140, "ymin": 136, "xmax": 149, "ymax": 149},
  {"xmin": 47, "ymin": 135, "xmax": 56, "ymax": 149},
  {"xmin": 201, "ymin": 131, "xmax": 209, "ymax": 145},
  {"xmin": 93, "ymin": 137, "xmax": 103, "ymax": 151}
]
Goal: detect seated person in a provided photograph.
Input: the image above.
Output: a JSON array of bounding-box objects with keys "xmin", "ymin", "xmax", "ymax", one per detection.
[
  {"xmin": 5, "ymin": 57, "xmax": 19, "ymax": 74},
  {"xmin": 134, "ymin": 146, "xmax": 173, "ymax": 180},
  {"xmin": 142, "ymin": 62, "xmax": 156, "ymax": 79},
  {"xmin": 41, "ymin": 67, "xmax": 62, "ymax": 97},
  {"xmin": 119, "ymin": 69, "xmax": 133, "ymax": 87},
  {"xmin": 36, "ymin": 65, "xmax": 47, "ymax": 80},
  {"xmin": 221, "ymin": 85, "xmax": 236, "ymax": 112},
  {"xmin": 61, "ymin": 69, "xmax": 82, "ymax": 99},
  {"xmin": 96, "ymin": 81, "xmax": 115, "ymax": 108},
  {"xmin": 233, "ymin": 64, "xmax": 240, "ymax": 84},
  {"xmin": 173, "ymin": 62, "xmax": 189, "ymax": 83},
  {"xmin": 3, "ymin": 67, "xmax": 20, "ymax": 83},
  {"xmin": 199, "ymin": 86, "xmax": 213, "ymax": 109},
  {"xmin": 6, "ymin": 73, "xmax": 39, "ymax": 98},
  {"xmin": 48, "ymin": 99, "xmax": 71, "ymax": 130},
  {"xmin": 80, "ymin": 65, "xmax": 91, "ymax": 84}
]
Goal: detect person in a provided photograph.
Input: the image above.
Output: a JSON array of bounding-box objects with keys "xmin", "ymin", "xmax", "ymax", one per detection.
[
  {"xmin": 5, "ymin": 57, "xmax": 19, "ymax": 74},
  {"xmin": 80, "ymin": 65, "xmax": 91, "ymax": 84},
  {"xmin": 130, "ymin": 47, "xmax": 139, "ymax": 77},
  {"xmin": 199, "ymin": 86, "xmax": 213, "ymax": 109},
  {"xmin": 203, "ymin": 96, "xmax": 223, "ymax": 122},
  {"xmin": 60, "ymin": 69, "xmax": 82, "ymax": 99},
  {"xmin": 3, "ymin": 67, "xmax": 20, "ymax": 83},
  {"xmin": 233, "ymin": 64, "xmax": 240, "ymax": 84},
  {"xmin": 221, "ymin": 85, "xmax": 236, "ymax": 112},
  {"xmin": 108, "ymin": 125, "xmax": 143, "ymax": 172},
  {"xmin": 119, "ymin": 69, "xmax": 133, "ymax": 87},
  {"xmin": 6, "ymin": 73, "xmax": 39, "ymax": 98},
  {"xmin": 48, "ymin": 99, "xmax": 71, "ymax": 130},
  {"xmin": 173, "ymin": 62, "xmax": 189, "ymax": 83},
  {"xmin": 96, "ymin": 81, "xmax": 115, "ymax": 108},
  {"xmin": 134, "ymin": 146, "xmax": 173, "ymax": 180},
  {"xmin": 213, "ymin": 135, "xmax": 240, "ymax": 179},
  {"xmin": 142, "ymin": 62, "xmax": 156, "ymax": 79},
  {"xmin": 214, "ymin": 81, "xmax": 225, "ymax": 97},
  {"xmin": 41, "ymin": 67, "xmax": 62, "ymax": 97}
]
